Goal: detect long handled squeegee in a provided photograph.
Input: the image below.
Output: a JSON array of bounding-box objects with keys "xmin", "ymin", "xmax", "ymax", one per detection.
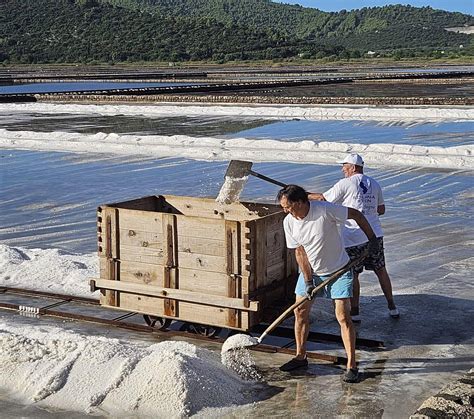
[{"xmin": 216, "ymin": 160, "xmax": 287, "ymax": 204}]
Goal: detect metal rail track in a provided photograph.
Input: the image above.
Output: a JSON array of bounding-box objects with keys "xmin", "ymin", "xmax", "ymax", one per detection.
[{"xmin": 0, "ymin": 287, "xmax": 384, "ymax": 365}]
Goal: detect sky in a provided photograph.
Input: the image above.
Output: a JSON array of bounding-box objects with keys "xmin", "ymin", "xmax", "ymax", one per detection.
[{"xmin": 273, "ymin": 1, "xmax": 474, "ymax": 15}]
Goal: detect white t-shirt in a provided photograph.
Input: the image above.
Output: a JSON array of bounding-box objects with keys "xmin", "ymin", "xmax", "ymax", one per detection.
[
  {"xmin": 324, "ymin": 173, "xmax": 384, "ymax": 247},
  {"xmin": 283, "ymin": 201, "xmax": 350, "ymax": 276}
]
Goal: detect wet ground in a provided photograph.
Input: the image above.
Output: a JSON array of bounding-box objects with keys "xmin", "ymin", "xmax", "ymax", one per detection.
[{"xmin": 0, "ymin": 287, "xmax": 472, "ymax": 419}]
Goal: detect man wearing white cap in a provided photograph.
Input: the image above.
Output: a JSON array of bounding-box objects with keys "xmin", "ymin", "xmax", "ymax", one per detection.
[{"xmin": 309, "ymin": 153, "xmax": 399, "ymax": 321}]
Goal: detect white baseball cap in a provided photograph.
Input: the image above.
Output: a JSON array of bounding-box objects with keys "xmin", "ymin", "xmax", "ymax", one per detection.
[{"xmin": 338, "ymin": 153, "xmax": 364, "ymax": 166}]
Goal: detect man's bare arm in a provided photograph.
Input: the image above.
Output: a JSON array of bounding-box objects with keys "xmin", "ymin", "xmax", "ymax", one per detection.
[
  {"xmin": 347, "ymin": 208, "xmax": 376, "ymax": 241},
  {"xmin": 377, "ymin": 204, "xmax": 385, "ymax": 215},
  {"xmin": 307, "ymin": 193, "xmax": 326, "ymax": 201},
  {"xmin": 295, "ymin": 246, "xmax": 313, "ymax": 283}
]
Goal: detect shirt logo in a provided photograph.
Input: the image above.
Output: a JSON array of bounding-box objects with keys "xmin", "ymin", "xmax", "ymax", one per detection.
[{"xmin": 359, "ymin": 181, "xmax": 368, "ymax": 194}]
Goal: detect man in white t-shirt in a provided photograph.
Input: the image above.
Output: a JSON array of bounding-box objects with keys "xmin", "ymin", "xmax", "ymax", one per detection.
[
  {"xmin": 277, "ymin": 184, "xmax": 378, "ymax": 383},
  {"xmin": 309, "ymin": 154, "xmax": 399, "ymax": 322}
]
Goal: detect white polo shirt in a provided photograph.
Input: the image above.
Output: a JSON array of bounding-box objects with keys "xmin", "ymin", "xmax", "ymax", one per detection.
[
  {"xmin": 324, "ymin": 173, "xmax": 384, "ymax": 247},
  {"xmin": 283, "ymin": 201, "xmax": 350, "ymax": 276}
]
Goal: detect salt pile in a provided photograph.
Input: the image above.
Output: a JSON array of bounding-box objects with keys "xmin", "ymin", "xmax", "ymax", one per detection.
[
  {"xmin": 0, "ymin": 244, "xmax": 98, "ymax": 298},
  {"xmin": 1, "ymin": 129, "xmax": 472, "ymax": 170},
  {"xmin": 0, "ymin": 321, "xmax": 255, "ymax": 416},
  {"xmin": 2, "ymin": 103, "xmax": 473, "ymax": 122}
]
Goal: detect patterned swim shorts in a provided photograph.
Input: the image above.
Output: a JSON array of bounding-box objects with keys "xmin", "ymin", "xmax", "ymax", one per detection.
[{"xmin": 346, "ymin": 237, "xmax": 386, "ymax": 274}]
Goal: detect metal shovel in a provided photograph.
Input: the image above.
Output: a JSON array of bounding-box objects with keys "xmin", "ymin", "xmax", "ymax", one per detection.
[
  {"xmin": 222, "ymin": 253, "xmax": 366, "ymax": 353},
  {"xmin": 216, "ymin": 160, "xmax": 287, "ymax": 204}
]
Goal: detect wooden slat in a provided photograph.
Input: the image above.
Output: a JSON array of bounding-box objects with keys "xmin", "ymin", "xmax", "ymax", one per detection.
[
  {"xmin": 178, "ymin": 268, "xmax": 236, "ymax": 296},
  {"xmin": 116, "ymin": 208, "xmax": 163, "ymax": 233},
  {"xmin": 176, "ymin": 217, "xmax": 226, "ymax": 240},
  {"xmin": 118, "ymin": 293, "xmax": 166, "ymax": 317},
  {"xmin": 178, "ymin": 251, "xmax": 226, "ymax": 272},
  {"xmin": 177, "ymin": 236, "xmax": 226, "ymax": 257},
  {"xmin": 119, "ymin": 260, "xmax": 164, "ymax": 286},
  {"xmin": 119, "ymin": 244, "xmax": 165, "ymax": 264},
  {"xmin": 103, "ymin": 207, "xmax": 119, "ymax": 306},
  {"xmin": 119, "ymin": 229, "xmax": 163, "ymax": 251},
  {"xmin": 178, "ymin": 302, "xmax": 249, "ymax": 330},
  {"xmin": 118, "ymin": 262, "xmax": 250, "ymax": 297},
  {"xmin": 225, "ymin": 220, "xmax": 241, "ymax": 328},
  {"xmin": 115, "ymin": 295, "xmax": 249, "ymax": 331},
  {"xmin": 92, "ymin": 279, "xmax": 259, "ymax": 311},
  {"xmin": 161, "ymin": 195, "xmax": 264, "ymax": 220},
  {"xmin": 162, "ymin": 213, "xmax": 178, "ymax": 317},
  {"xmin": 254, "ymin": 218, "xmax": 267, "ymax": 291}
]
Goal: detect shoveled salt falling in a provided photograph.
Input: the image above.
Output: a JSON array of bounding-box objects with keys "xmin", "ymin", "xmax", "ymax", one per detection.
[
  {"xmin": 221, "ymin": 334, "xmax": 261, "ymax": 381},
  {"xmin": 221, "ymin": 334, "xmax": 258, "ymax": 353},
  {"xmin": 215, "ymin": 175, "xmax": 249, "ymax": 204}
]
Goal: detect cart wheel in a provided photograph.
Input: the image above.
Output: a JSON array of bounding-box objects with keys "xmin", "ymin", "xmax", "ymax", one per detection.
[
  {"xmin": 143, "ymin": 315, "xmax": 172, "ymax": 330},
  {"xmin": 186, "ymin": 323, "xmax": 222, "ymax": 338}
]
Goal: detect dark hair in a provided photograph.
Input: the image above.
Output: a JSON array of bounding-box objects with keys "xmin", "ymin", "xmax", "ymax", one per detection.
[{"xmin": 276, "ymin": 184, "xmax": 309, "ymax": 204}]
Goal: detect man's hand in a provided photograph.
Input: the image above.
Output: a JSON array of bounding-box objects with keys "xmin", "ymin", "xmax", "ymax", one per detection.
[
  {"xmin": 368, "ymin": 236, "xmax": 380, "ymax": 255},
  {"xmin": 305, "ymin": 282, "xmax": 316, "ymax": 300}
]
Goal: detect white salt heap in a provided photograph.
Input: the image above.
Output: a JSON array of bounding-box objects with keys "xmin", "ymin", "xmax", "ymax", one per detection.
[
  {"xmin": 1, "ymin": 129, "xmax": 472, "ymax": 170},
  {"xmin": 0, "ymin": 321, "xmax": 254, "ymax": 416},
  {"xmin": 1, "ymin": 103, "xmax": 472, "ymax": 122},
  {"xmin": 0, "ymin": 244, "xmax": 98, "ymax": 298},
  {"xmin": 215, "ymin": 175, "xmax": 249, "ymax": 204}
]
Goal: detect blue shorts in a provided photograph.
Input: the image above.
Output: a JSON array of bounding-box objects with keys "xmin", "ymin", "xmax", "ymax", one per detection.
[{"xmin": 295, "ymin": 270, "xmax": 353, "ymax": 299}]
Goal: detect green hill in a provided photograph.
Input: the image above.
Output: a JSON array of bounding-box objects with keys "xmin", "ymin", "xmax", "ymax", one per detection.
[
  {"xmin": 101, "ymin": 0, "xmax": 472, "ymax": 39},
  {"xmin": 0, "ymin": 0, "xmax": 472, "ymax": 64}
]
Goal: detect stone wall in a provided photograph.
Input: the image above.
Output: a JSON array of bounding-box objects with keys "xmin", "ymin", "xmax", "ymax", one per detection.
[
  {"xmin": 411, "ymin": 369, "xmax": 474, "ymax": 418},
  {"xmin": 38, "ymin": 94, "xmax": 474, "ymax": 106}
]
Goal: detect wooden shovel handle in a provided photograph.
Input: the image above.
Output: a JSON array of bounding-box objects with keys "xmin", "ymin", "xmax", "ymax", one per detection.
[
  {"xmin": 258, "ymin": 253, "xmax": 367, "ymax": 343},
  {"xmin": 248, "ymin": 169, "xmax": 288, "ymax": 188}
]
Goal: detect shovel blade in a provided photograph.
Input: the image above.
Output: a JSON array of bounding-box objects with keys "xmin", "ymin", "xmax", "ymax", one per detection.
[
  {"xmin": 221, "ymin": 333, "xmax": 259, "ymax": 353},
  {"xmin": 215, "ymin": 160, "xmax": 253, "ymax": 205},
  {"xmin": 224, "ymin": 160, "xmax": 253, "ymax": 178}
]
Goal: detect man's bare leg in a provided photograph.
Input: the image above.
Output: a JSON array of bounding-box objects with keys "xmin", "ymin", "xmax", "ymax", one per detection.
[
  {"xmin": 294, "ymin": 297, "xmax": 313, "ymax": 359},
  {"xmin": 335, "ymin": 298, "xmax": 356, "ymax": 369},
  {"xmin": 375, "ymin": 267, "xmax": 396, "ymax": 310}
]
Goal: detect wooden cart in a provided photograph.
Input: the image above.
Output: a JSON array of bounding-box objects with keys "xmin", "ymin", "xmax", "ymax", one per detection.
[{"xmin": 90, "ymin": 195, "xmax": 298, "ymax": 333}]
